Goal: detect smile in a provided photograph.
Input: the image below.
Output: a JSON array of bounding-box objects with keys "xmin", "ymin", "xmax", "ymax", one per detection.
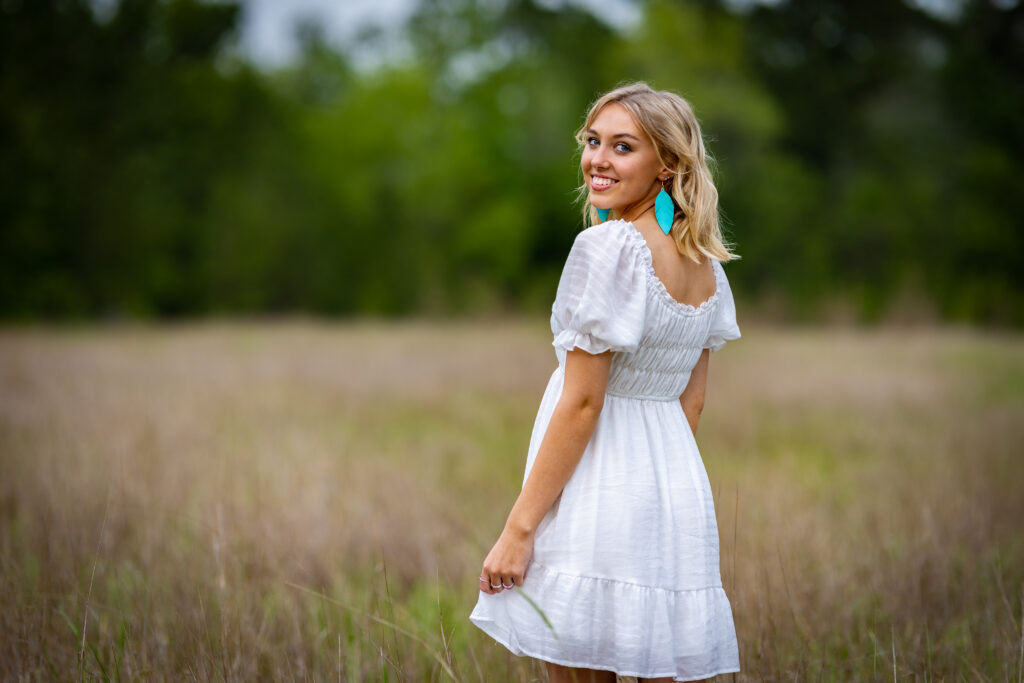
[{"xmin": 590, "ymin": 175, "xmax": 618, "ymax": 190}]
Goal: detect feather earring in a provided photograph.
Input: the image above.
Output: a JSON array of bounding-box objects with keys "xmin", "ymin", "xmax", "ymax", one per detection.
[{"xmin": 654, "ymin": 188, "xmax": 674, "ymax": 235}]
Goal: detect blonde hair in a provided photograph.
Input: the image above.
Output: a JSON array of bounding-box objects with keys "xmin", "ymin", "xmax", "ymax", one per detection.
[{"xmin": 576, "ymin": 82, "xmax": 738, "ymax": 263}]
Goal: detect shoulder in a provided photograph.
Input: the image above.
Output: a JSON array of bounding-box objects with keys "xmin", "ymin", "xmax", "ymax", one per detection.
[
  {"xmin": 710, "ymin": 257, "xmax": 726, "ymax": 279},
  {"xmin": 557, "ymin": 221, "xmax": 650, "ymax": 301},
  {"xmin": 573, "ymin": 219, "xmax": 639, "ymax": 245},
  {"xmin": 569, "ymin": 220, "xmax": 646, "ymax": 261},
  {"xmin": 709, "ymin": 258, "xmax": 737, "ymax": 310},
  {"xmin": 710, "ymin": 257, "xmax": 736, "ymax": 285}
]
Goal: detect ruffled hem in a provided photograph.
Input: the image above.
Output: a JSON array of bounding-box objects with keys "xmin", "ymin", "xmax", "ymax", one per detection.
[
  {"xmin": 551, "ymin": 329, "xmax": 616, "ymax": 355},
  {"xmin": 470, "ymin": 562, "xmax": 740, "ymax": 680},
  {"xmin": 703, "ymin": 329, "xmax": 740, "ymax": 353}
]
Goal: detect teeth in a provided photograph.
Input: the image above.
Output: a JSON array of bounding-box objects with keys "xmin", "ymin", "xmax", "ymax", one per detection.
[{"xmin": 592, "ymin": 177, "xmax": 616, "ymax": 187}]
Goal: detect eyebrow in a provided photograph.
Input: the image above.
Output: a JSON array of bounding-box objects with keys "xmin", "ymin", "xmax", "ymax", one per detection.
[{"xmin": 586, "ymin": 128, "xmax": 641, "ymax": 142}]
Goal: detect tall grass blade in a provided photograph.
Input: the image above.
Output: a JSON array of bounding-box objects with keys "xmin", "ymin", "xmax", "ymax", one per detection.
[
  {"xmin": 436, "ymin": 568, "xmax": 454, "ymax": 675},
  {"xmin": 81, "ymin": 486, "xmax": 111, "ymax": 677},
  {"xmin": 285, "ymin": 581, "xmax": 460, "ymax": 682},
  {"xmin": 513, "ymin": 589, "xmax": 558, "ymax": 641},
  {"xmin": 1018, "ymin": 591, "xmax": 1023, "ymax": 683},
  {"xmin": 892, "ymin": 623, "xmax": 897, "ymax": 682}
]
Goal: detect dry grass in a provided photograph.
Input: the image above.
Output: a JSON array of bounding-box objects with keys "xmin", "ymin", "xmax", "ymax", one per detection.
[{"xmin": 1, "ymin": 320, "xmax": 1022, "ymax": 681}]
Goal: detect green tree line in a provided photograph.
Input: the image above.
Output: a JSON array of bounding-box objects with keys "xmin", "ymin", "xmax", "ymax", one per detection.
[{"xmin": 1, "ymin": 0, "xmax": 1021, "ymax": 322}]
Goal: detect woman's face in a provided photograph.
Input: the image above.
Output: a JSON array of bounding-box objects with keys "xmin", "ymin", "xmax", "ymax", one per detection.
[{"xmin": 581, "ymin": 102, "xmax": 666, "ymax": 221}]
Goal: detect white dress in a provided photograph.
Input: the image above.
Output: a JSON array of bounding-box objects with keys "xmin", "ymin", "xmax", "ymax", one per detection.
[{"xmin": 470, "ymin": 219, "xmax": 741, "ymax": 681}]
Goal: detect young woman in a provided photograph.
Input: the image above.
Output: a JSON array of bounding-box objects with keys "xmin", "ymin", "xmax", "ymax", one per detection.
[{"xmin": 470, "ymin": 82, "xmax": 741, "ymax": 682}]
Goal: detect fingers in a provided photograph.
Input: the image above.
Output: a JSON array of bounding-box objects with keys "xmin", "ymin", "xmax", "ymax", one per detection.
[
  {"xmin": 479, "ymin": 569, "xmax": 522, "ymax": 594},
  {"xmin": 478, "ymin": 572, "xmax": 502, "ymax": 594},
  {"xmin": 478, "ymin": 569, "xmax": 501, "ymax": 594}
]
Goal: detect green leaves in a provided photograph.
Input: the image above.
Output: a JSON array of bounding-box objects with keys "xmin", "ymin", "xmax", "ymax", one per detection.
[{"xmin": 1, "ymin": 0, "xmax": 1021, "ymax": 323}]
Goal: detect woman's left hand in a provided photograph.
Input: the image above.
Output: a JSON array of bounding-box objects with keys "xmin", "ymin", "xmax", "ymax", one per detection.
[{"xmin": 479, "ymin": 526, "xmax": 534, "ymax": 594}]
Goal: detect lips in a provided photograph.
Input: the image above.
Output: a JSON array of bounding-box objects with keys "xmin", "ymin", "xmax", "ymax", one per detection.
[{"xmin": 590, "ymin": 175, "xmax": 617, "ymax": 190}]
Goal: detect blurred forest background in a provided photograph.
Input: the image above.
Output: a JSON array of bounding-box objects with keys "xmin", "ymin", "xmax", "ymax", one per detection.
[
  {"xmin": 1, "ymin": 0, "xmax": 1022, "ymax": 324},
  {"xmin": 4, "ymin": 3, "xmax": 1024, "ymax": 680}
]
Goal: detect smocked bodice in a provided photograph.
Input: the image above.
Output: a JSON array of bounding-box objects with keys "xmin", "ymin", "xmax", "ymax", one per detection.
[{"xmin": 550, "ymin": 220, "xmax": 739, "ymax": 401}]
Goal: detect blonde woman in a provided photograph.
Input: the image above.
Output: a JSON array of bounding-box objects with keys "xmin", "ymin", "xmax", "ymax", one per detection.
[{"xmin": 470, "ymin": 82, "xmax": 741, "ymax": 682}]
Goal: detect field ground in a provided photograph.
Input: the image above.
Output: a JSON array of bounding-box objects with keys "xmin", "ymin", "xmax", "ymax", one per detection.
[{"xmin": 1, "ymin": 320, "xmax": 1022, "ymax": 681}]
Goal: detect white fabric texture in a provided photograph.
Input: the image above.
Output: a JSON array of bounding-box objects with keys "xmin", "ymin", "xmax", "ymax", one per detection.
[{"xmin": 470, "ymin": 220, "xmax": 741, "ymax": 681}]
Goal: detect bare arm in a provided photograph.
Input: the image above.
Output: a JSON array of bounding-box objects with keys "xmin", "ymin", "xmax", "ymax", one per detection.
[
  {"xmin": 479, "ymin": 349, "xmax": 612, "ymax": 593},
  {"xmin": 679, "ymin": 349, "xmax": 710, "ymax": 436}
]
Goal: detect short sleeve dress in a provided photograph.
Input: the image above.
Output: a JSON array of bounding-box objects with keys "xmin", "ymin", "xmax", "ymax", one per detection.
[{"xmin": 470, "ymin": 219, "xmax": 741, "ymax": 681}]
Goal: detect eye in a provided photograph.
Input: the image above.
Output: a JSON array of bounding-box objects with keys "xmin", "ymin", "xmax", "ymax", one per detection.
[
  {"xmin": 615, "ymin": 142, "xmax": 632, "ymax": 153},
  {"xmin": 586, "ymin": 136, "xmax": 600, "ymax": 147}
]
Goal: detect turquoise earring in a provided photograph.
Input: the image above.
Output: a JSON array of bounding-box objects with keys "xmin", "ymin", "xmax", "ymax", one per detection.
[
  {"xmin": 596, "ymin": 208, "xmax": 610, "ymax": 222},
  {"xmin": 655, "ymin": 187, "xmax": 674, "ymax": 235}
]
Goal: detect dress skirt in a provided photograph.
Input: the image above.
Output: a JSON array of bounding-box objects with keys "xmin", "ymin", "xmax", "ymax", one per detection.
[{"xmin": 470, "ymin": 366, "xmax": 740, "ymax": 681}]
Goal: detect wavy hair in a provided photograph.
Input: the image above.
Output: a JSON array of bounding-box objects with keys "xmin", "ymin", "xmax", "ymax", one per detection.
[{"xmin": 576, "ymin": 82, "xmax": 738, "ymax": 262}]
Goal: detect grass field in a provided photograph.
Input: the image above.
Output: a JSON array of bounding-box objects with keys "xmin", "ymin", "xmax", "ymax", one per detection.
[{"xmin": 1, "ymin": 321, "xmax": 1022, "ymax": 681}]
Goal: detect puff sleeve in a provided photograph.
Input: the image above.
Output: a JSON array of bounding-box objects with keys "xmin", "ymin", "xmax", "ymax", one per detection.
[
  {"xmin": 704, "ymin": 260, "xmax": 741, "ymax": 352},
  {"xmin": 551, "ymin": 222, "xmax": 648, "ymax": 357}
]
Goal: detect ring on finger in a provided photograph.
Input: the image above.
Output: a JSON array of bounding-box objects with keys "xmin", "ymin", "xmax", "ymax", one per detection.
[
  {"xmin": 502, "ymin": 582, "xmax": 514, "ymax": 589},
  {"xmin": 490, "ymin": 582, "xmax": 502, "ymax": 589}
]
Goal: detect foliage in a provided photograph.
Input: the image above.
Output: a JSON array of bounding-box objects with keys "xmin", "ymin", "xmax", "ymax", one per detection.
[{"xmin": 1, "ymin": 0, "xmax": 1021, "ymax": 322}]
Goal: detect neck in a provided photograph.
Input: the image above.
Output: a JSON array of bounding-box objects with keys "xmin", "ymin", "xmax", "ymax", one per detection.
[{"xmin": 619, "ymin": 202, "xmax": 656, "ymax": 224}]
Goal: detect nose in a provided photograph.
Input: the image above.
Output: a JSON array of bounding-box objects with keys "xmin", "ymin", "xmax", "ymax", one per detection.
[{"xmin": 589, "ymin": 144, "xmax": 610, "ymax": 170}]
